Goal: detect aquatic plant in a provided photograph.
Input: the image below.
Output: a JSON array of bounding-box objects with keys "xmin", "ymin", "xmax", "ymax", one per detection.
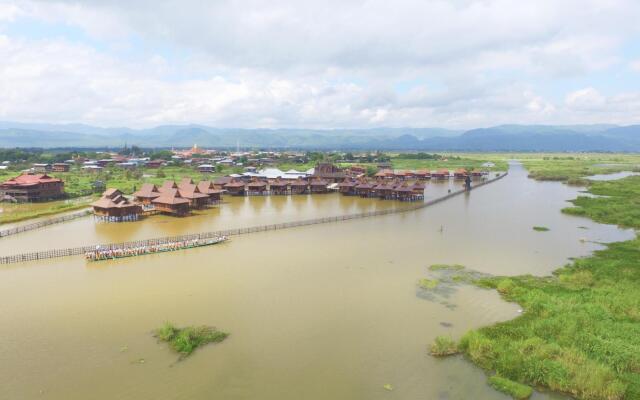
[
  {"xmin": 488, "ymin": 376, "xmax": 532, "ymax": 399},
  {"xmin": 418, "ymin": 278, "xmax": 439, "ymax": 289},
  {"xmin": 155, "ymin": 322, "xmax": 229, "ymax": 357},
  {"xmin": 429, "ymin": 264, "xmax": 465, "ymax": 271},
  {"xmin": 429, "ymin": 335, "xmax": 459, "ymax": 357},
  {"xmin": 457, "ymin": 175, "xmax": 640, "ymax": 399},
  {"xmin": 532, "ymin": 226, "xmax": 550, "ymax": 231}
]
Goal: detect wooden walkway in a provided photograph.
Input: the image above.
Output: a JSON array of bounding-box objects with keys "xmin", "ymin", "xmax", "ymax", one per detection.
[
  {"xmin": 0, "ymin": 173, "xmax": 507, "ymax": 264},
  {"xmin": 0, "ymin": 209, "xmax": 92, "ymax": 238}
]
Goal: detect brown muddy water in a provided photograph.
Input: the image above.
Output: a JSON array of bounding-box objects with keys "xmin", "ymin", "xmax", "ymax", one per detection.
[{"xmin": 0, "ymin": 162, "xmax": 634, "ymax": 399}]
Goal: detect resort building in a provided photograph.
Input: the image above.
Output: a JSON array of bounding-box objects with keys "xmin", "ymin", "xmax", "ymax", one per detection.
[
  {"xmin": 196, "ymin": 181, "xmax": 224, "ymax": 203},
  {"xmin": 91, "ymin": 189, "xmax": 142, "ymax": 222},
  {"xmin": 453, "ymin": 168, "xmax": 468, "ymax": 179},
  {"xmin": 32, "ymin": 163, "xmax": 51, "ymax": 173},
  {"xmin": 177, "ymin": 180, "xmax": 210, "ymax": 208},
  {"xmin": 338, "ymin": 179, "xmax": 358, "ymax": 195},
  {"xmin": 133, "ymin": 183, "xmax": 161, "ymax": 205},
  {"xmin": 152, "ymin": 188, "xmax": 191, "ymax": 216},
  {"xmin": 289, "ymin": 179, "xmax": 309, "ymax": 195},
  {"xmin": 312, "ymin": 163, "xmax": 346, "ymax": 182},
  {"xmin": 432, "ymin": 169, "xmax": 450, "ymax": 180},
  {"xmin": 309, "ymin": 179, "xmax": 329, "ymax": 193},
  {"xmin": 246, "ymin": 180, "xmax": 268, "ymax": 195},
  {"xmin": 0, "ymin": 173, "xmax": 64, "ymax": 202},
  {"xmin": 269, "ymin": 179, "xmax": 289, "ymax": 195},
  {"xmin": 224, "ymin": 180, "xmax": 247, "ymax": 196},
  {"xmin": 355, "ymin": 181, "xmax": 376, "ymax": 197}
]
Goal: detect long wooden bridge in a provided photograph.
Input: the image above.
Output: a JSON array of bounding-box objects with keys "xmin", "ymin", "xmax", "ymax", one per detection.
[{"xmin": 0, "ymin": 172, "xmax": 507, "ymax": 265}]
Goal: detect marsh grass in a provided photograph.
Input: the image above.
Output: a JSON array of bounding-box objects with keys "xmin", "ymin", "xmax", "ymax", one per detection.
[
  {"xmin": 155, "ymin": 322, "xmax": 228, "ymax": 358},
  {"xmin": 429, "ymin": 336, "xmax": 459, "ymax": 357},
  {"xmin": 457, "ymin": 174, "xmax": 640, "ymax": 400},
  {"xmin": 429, "ymin": 264, "xmax": 465, "ymax": 271},
  {"xmin": 488, "ymin": 376, "xmax": 532, "ymax": 399},
  {"xmin": 418, "ymin": 278, "xmax": 439, "ymax": 289},
  {"xmin": 532, "ymin": 226, "xmax": 550, "ymax": 232}
]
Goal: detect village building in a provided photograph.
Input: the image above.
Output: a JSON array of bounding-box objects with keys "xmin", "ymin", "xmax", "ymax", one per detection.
[
  {"xmin": 289, "ymin": 179, "xmax": 309, "ymax": 195},
  {"xmin": 196, "ymin": 180, "xmax": 224, "ymax": 203},
  {"xmin": 269, "ymin": 179, "xmax": 289, "ymax": 195},
  {"xmin": 355, "ymin": 181, "xmax": 376, "ymax": 197},
  {"xmin": 309, "ymin": 178, "xmax": 329, "ymax": 193},
  {"xmin": 246, "ymin": 180, "xmax": 268, "ymax": 195},
  {"xmin": 224, "ymin": 180, "xmax": 247, "ymax": 196},
  {"xmin": 178, "ymin": 180, "xmax": 210, "ymax": 208},
  {"xmin": 312, "ymin": 162, "xmax": 347, "ymax": 182},
  {"xmin": 213, "ymin": 176, "xmax": 234, "ymax": 189},
  {"xmin": 415, "ymin": 170, "xmax": 431, "ymax": 180},
  {"xmin": 197, "ymin": 164, "xmax": 215, "ymax": 173},
  {"xmin": 91, "ymin": 188, "xmax": 142, "ymax": 221},
  {"xmin": 338, "ymin": 179, "xmax": 358, "ymax": 195},
  {"xmin": 145, "ymin": 160, "xmax": 164, "ymax": 168},
  {"xmin": 152, "ymin": 188, "xmax": 191, "ymax": 216},
  {"xmin": 432, "ymin": 169, "xmax": 450, "ymax": 180},
  {"xmin": 453, "ymin": 168, "xmax": 468, "ymax": 179},
  {"xmin": 52, "ymin": 163, "xmax": 71, "ymax": 172},
  {"xmin": 32, "ymin": 163, "xmax": 51, "ymax": 173},
  {"xmin": 0, "ymin": 173, "xmax": 64, "ymax": 202},
  {"xmin": 374, "ymin": 169, "xmax": 394, "ymax": 180},
  {"xmin": 133, "ymin": 183, "xmax": 161, "ymax": 205},
  {"xmin": 375, "ymin": 181, "xmax": 397, "ymax": 199}
]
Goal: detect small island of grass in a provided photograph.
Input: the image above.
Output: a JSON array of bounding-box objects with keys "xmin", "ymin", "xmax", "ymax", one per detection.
[
  {"xmin": 418, "ymin": 278, "xmax": 439, "ymax": 289},
  {"xmin": 532, "ymin": 226, "xmax": 550, "ymax": 232},
  {"xmin": 155, "ymin": 322, "xmax": 229, "ymax": 358},
  {"xmin": 429, "ymin": 335, "xmax": 459, "ymax": 357},
  {"xmin": 488, "ymin": 376, "xmax": 533, "ymax": 399}
]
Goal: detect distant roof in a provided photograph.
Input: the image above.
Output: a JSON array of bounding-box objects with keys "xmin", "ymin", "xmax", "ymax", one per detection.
[
  {"xmin": 2, "ymin": 173, "xmax": 62, "ymax": 187},
  {"xmin": 152, "ymin": 188, "xmax": 190, "ymax": 205}
]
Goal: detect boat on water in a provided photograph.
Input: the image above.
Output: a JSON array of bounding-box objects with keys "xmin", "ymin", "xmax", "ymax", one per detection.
[{"xmin": 85, "ymin": 236, "xmax": 228, "ymax": 261}]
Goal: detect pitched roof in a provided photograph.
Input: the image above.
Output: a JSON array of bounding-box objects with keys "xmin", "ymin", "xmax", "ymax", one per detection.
[
  {"xmin": 159, "ymin": 181, "xmax": 178, "ymax": 192},
  {"xmin": 152, "ymin": 188, "xmax": 190, "ymax": 205},
  {"xmin": 91, "ymin": 190, "xmax": 139, "ymax": 209},
  {"xmin": 2, "ymin": 173, "xmax": 62, "ymax": 187},
  {"xmin": 133, "ymin": 183, "xmax": 161, "ymax": 198}
]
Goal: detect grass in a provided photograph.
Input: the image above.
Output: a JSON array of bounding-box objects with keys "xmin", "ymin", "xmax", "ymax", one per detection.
[
  {"xmin": 451, "ymin": 173, "xmax": 640, "ymax": 400},
  {"xmin": 429, "ymin": 336, "xmax": 460, "ymax": 357},
  {"xmin": 155, "ymin": 322, "xmax": 229, "ymax": 358},
  {"xmin": 418, "ymin": 278, "xmax": 439, "ymax": 289},
  {"xmin": 519, "ymin": 153, "xmax": 640, "ymax": 183},
  {"xmin": 488, "ymin": 376, "xmax": 533, "ymax": 399},
  {"xmin": 429, "ymin": 264, "xmax": 465, "ymax": 271},
  {"xmin": 532, "ymin": 226, "xmax": 550, "ymax": 232},
  {"xmin": 0, "ymin": 197, "xmax": 93, "ymax": 224}
]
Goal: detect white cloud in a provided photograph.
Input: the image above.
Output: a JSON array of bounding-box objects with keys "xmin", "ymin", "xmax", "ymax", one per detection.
[
  {"xmin": 0, "ymin": 0, "xmax": 639, "ymax": 128},
  {"xmin": 631, "ymin": 59, "xmax": 640, "ymax": 72}
]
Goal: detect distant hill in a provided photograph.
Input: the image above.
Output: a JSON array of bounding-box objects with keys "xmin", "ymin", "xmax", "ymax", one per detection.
[{"xmin": 0, "ymin": 122, "xmax": 638, "ymax": 151}]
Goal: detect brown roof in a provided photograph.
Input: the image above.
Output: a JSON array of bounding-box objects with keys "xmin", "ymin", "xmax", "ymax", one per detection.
[
  {"xmin": 310, "ymin": 179, "xmax": 328, "ymax": 186},
  {"xmin": 196, "ymin": 180, "xmax": 218, "ymax": 194},
  {"xmin": 159, "ymin": 181, "xmax": 178, "ymax": 192},
  {"xmin": 133, "ymin": 183, "xmax": 161, "ymax": 199},
  {"xmin": 415, "ymin": 170, "xmax": 430, "ymax": 175},
  {"xmin": 152, "ymin": 188, "xmax": 190, "ymax": 205},
  {"xmin": 434, "ymin": 169, "xmax": 449, "ymax": 175},
  {"xmin": 103, "ymin": 188, "xmax": 121, "ymax": 198},
  {"xmin": 356, "ymin": 182, "xmax": 375, "ymax": 189},
  {"xmin": 1, "ymin": 173, "xmax": 62, "ymax": 188},
  {"xmin": 92, "ymin": 190, "xmax": 138, "ymax": 209},
  {"xmin": 177, "ymin": 183, "xmax": 209, "ymax": 200},
  {"xmin": 180, "ymin": 177, "xmax": 195, "ymax": 186},
  {"xmin": 269, "ymin": 179, "xmax": 289, "ymax": 187},
  {"xmin": 247, "ymin": 180, "xmax": 267, "ymax": 188},
  {"xmin": 338, "ymin": 180, "xmax": 357, "ymax": 187},
  {"xmin": 290, "ymin": 179, "xmax": 308, "ymax": 187},
  {"xmin": 224, "ymin": 181, "xmax": 246, "ymax": 188},
  {"xmin": 213, "ymin": 176, "xmax": 234, "ymax": 185}
]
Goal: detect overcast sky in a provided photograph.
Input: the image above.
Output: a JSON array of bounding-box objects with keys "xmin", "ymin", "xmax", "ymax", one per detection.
[{"xmin": 1, "ymin": 0, "xmax": 639, "ymax": 129}]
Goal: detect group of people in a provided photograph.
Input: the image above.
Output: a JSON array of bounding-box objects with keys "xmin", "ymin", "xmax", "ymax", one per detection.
[{"xmin": 84, "ymin": 236, "xmax": 228, "ymax": 261}]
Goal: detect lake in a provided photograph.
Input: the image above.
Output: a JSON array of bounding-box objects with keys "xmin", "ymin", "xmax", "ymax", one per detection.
[{"xmin": 0, "ymin": 162, "xmax": 633, "ymax": 399}]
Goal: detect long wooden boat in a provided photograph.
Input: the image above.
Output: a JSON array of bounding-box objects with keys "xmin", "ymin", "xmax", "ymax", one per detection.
[{"xmin": 85, "ymin": 236, "xmax": 228, "ymax": 262}]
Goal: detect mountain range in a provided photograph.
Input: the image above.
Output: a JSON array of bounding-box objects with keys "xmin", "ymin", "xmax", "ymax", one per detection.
[{"xmin": 0, "ymin": 121, "xmax": 639, "ymax": 152}]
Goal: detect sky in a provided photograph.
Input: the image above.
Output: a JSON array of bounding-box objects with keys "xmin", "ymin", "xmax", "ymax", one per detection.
[{"xmin": 0, "ymin": 0, "xmax": 639, "ymax": 129}]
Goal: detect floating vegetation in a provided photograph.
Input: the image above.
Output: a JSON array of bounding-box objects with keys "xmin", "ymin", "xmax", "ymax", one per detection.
[
  {"xmin": 488, "ymin": 376, "xmax": 532, "ymax": 399},
  {"xmin": 155, "ymin": 322, "xmax": 229, "ymax": 358},
  {"xmin": 429, "ymin": 264, "xmax": 465, "ymax": 271},
  {"xmin": 429, "ymin": 336, "xmax": 459, "ymax": 357},
  {"xmin": 418, "ymin": 278, "xmax": 439, "ymax": 289},
  {"xmin": 532, "ymin": 226, "xmax": 550, "ymax": 232},
  {"xmin": 383, "ymin": 384, "xmax": 394, "ymax": 391}
]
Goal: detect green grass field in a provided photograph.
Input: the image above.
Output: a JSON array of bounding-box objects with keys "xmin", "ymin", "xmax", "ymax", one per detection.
[{"xmin": 436, "ymin": 160, "xmax": 640, "ymax": 400}]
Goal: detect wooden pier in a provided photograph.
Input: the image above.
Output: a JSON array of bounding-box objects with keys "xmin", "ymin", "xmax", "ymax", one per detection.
[{"xmin": 0, "ymin": 173, "xmax": 507, "ymax": 265}]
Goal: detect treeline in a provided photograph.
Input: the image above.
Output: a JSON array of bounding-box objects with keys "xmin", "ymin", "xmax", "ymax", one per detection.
[{"xmin": 395, "ymin": 152, "xmax": 457, "ymax": 160}]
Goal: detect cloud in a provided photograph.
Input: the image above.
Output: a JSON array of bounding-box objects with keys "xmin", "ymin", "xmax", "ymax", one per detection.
[{"xmin": 0, "ymin": 0, "xmax": 639, "ymax": 128}]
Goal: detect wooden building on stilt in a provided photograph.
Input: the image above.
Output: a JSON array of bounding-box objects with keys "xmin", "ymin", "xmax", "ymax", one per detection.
[
  {"xmin": 290, "ymin": 179, "xmax": 309, "ymax": 195},
  {"xmin": 91, "ymin": 188, "xmax": 142, "ymax": 222},
  {"xmin": 269, "ymin": 179, "xmax": 289, "ymax": 195}
]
